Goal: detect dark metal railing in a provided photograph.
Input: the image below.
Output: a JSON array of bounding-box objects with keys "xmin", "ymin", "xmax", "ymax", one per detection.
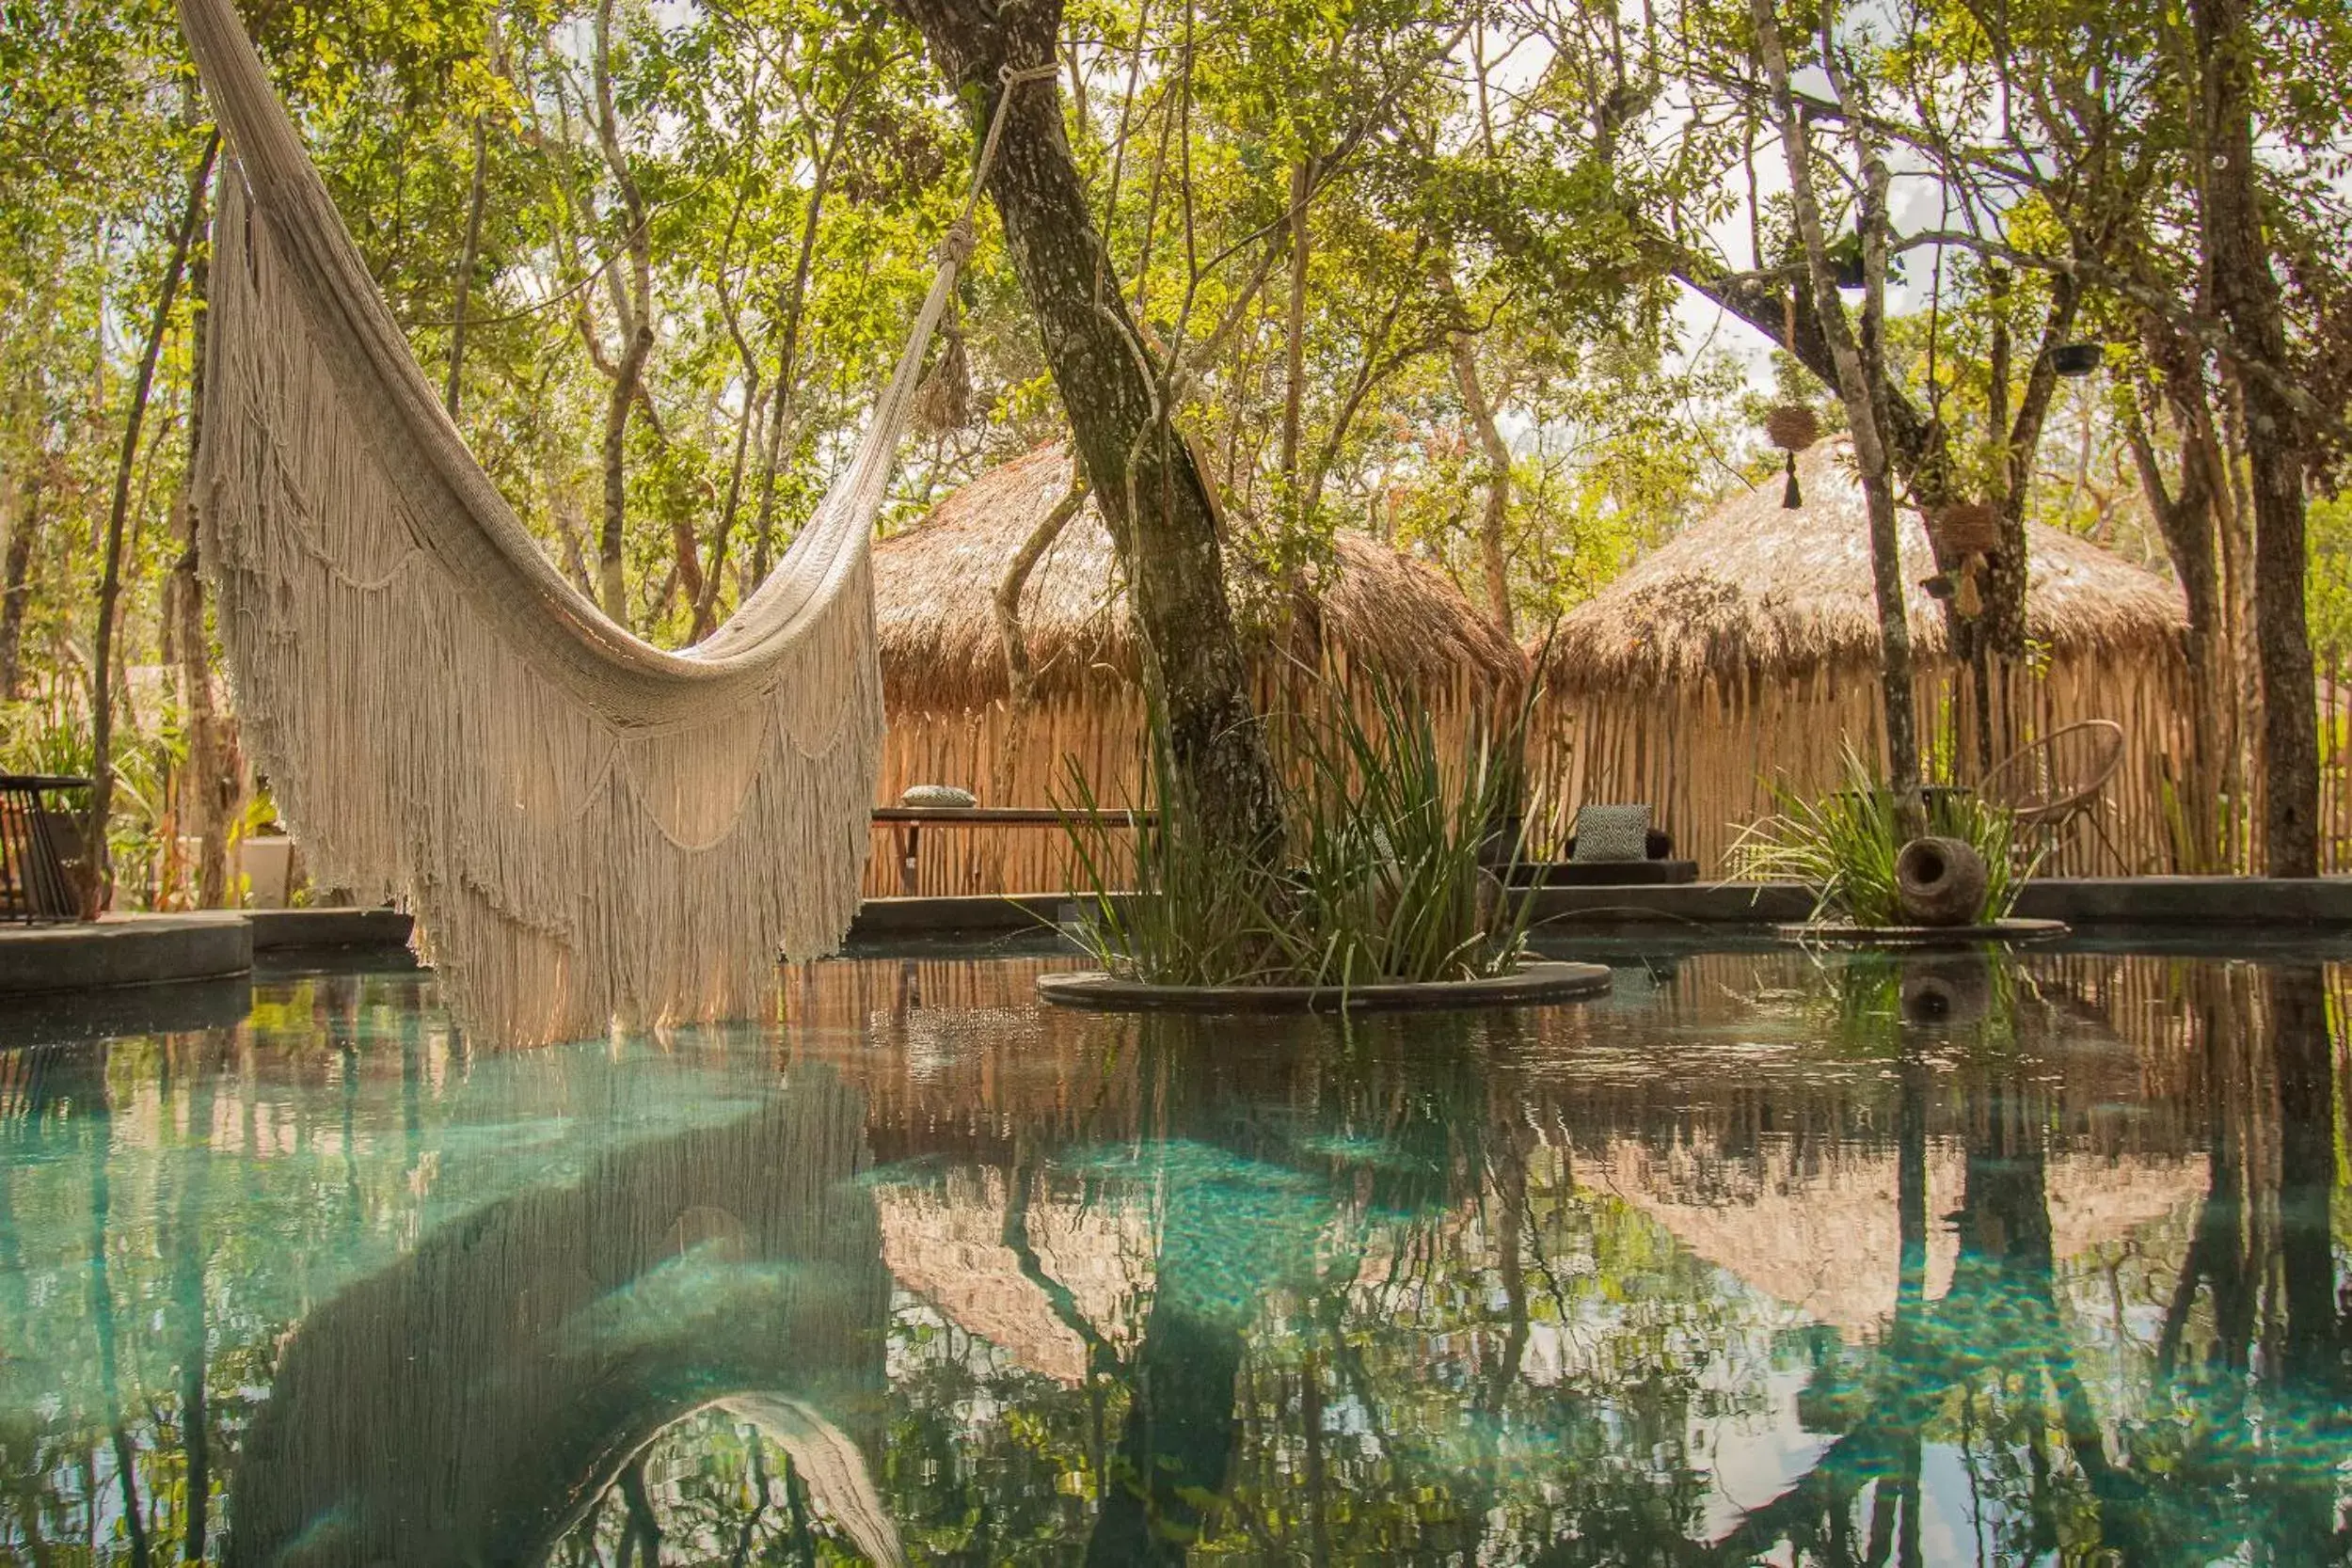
[{"xmin": 1, "ymin": 774, "xmax": 93, "ymax": 924}]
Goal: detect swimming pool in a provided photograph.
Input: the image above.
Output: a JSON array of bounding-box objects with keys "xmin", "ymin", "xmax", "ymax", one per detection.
[{"xmin": 3, "ymin": 942, "xmax": 2345, "ymax": 1563}]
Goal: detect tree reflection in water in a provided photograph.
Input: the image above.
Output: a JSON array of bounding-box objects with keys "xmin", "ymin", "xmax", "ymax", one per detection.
[{"xmin": 0, "ymin": 948, "xmax": 2343, "ymax": 1563}]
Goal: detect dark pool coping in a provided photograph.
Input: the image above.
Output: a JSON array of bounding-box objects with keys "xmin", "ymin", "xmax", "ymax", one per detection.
[
  {"xmin": 0, "ymin": 912, "xmax": 252, "ymax": 996},
  {"xmin": 246, "ymin": 907, "xmax": 416, "ymax": 951},
  {"xmin": 9, "ymin": 878, "xmax": 2348, "ymax": 1002},
  {"xmin": 849, "ymin": 876, "xmax": 2352, "ymax": 940},
  {"xmin": 0, "ymin": 907, "xmax": 418, "ymax": 998}
]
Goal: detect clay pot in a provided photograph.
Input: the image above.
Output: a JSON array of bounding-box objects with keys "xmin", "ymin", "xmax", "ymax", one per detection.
[
  {"xmin": 1898, "ymin": 955, "xmax": 1994, "ymax": 1024},
  {"xmin": 1893, "ymin": 835, "xmax": 1988, "ymax": 927}
]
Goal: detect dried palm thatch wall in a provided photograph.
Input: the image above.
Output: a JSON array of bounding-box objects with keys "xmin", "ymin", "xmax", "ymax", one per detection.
[
  {"xmin": 869, "ymin": 444, "xmax": 1528, "ymax": 895},
  {"xmin": 1533, "ymin": 443, "xmax": 2195, "ymax": 875}
]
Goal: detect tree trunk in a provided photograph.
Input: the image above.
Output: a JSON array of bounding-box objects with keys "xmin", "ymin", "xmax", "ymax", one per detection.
[
  {"xmin": 691, "ymin": 376, "xmax": 762, "ymax": 641},
  {"xmin": 1984, "ymin": 271, "xmax": 2080, "ymax": 657},
  {"xmin": 1449, "ymin": 330, "xmax": 1515, "ymax": 640},
  {"xmin": 591, "ymin": 0, "xmax": 654, "ymax": 626},
  {"xmin": 2194, "ymin": 0, "xmax": 2319, "ymax": 877},
  {"xmin": 444, "ymin": 116, "xmax": 489, "ymax": 420},
  {"xmin": 175, "ymin": 190, "xmax": 242, "ymax": 909},
  {"xmin": 90, "ymin": 132, "xmax": 218, "ymax": 911},
  {"xmin": 2125, "ymin": 372, "xmax": 2233, "ymax": 871},
  {"xmin": 0, "ymin": 461, "xmax": 42, "ymax": 701},
  {"xmin": 1753, "ymin": 0, "xmax": 1920, "ymax": 807},
  {"xmin": 887, "ymin": 0, "xmax": 1285, "ymax": 859},
  {"xmin": 990, "ymin": 476, "xmax": 1088, "ymax": 805},
  {"xmin": 749, "ymin": 129, "xmax": 839, "ymax": 586},
  {"xmin": 1278, "ymin": 158, "xmax": 1312, "ymax": 500}
]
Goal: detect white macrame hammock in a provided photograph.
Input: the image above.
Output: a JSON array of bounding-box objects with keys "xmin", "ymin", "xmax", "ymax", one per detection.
[{"xmin": 180, "ymin": 0, "xmax": 990, "ymax": 1044}]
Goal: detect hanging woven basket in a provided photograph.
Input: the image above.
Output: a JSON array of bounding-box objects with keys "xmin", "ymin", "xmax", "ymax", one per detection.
[
  {"xmin": 1929, "ymin": 500, "xmax": 2001, "ymax": 556},
  {"xmin": 1764, "ymin": 404, "xmax": 1820, "ymax": 452},
  {"xmin": 1764, "ymin": 405, "xmax": 1820, "ymax": 510}
]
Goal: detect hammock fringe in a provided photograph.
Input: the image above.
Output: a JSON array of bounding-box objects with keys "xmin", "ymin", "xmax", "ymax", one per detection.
[{"xmin": 178, "ymin": 0, "xmax": 982, "ymax": 1043}]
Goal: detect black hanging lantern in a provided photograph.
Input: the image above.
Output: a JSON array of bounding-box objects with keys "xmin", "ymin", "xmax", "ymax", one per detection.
[{"xmin": 2048, "ymin": 341, "xmax": 2103, "ymax": 377}]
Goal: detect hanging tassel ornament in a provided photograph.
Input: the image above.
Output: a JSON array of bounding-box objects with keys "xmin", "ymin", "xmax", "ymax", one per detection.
[
  {"xmin": 1764, "ymin": 404, "xmax": 1820, "ymax": 509},
  {"xmin": 913, "ymin": 302, "xmax": 974, "ymax": 434},
  {"xmin": 1955, "ymin": 557, "xmax": 1984, "ymax": 618}
]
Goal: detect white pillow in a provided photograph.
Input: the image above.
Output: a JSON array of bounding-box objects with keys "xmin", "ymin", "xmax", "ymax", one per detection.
[{"xmin": 1572, "ymin": 803, "xmax": 1651, "ymax": 863}]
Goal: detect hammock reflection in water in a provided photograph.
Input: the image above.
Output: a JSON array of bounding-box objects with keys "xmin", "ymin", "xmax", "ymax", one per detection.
[
  {"xmin": 224, "ymin": 1064, "xmax": 898, "ymax": 1567},
  {"xmin": 0, "ymin": 948, "xmax": 2345, "ymax": 1562}
]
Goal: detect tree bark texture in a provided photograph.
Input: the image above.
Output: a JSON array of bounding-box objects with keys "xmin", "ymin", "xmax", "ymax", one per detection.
[
  {"xmin": 1753, "ymin": 0, "xmax": 1920, "ymax": 805},
  {"xmin": 749, "ymin": 119, "xmax": 842, "ymax": 587},
  {"xmin": 887, "ymin": 0, "xmax": 1285, "ymax": 858},
  {"xmin": 591, "ymin": 0, "xmax": 655, "ymax": 626},
  {"xmin": 444, "ymin": 115, "xmax": 489, "ymax": 420},
  {"xmin": 90, "ymin": 132, "xmax": 218, "ymax": 911},
  {"xmin": 1449, "ymin": 330, "xmax": 1515, "ymax": 640},
  {"xmin": 2194, "ymin": 0, "xmax": 2320, "ymax": 876},
  {"xmin": 1981, "ymin": 271, "xmax": 2080, "ymax": 659},
  {"xmin": 0, "ymin": 463, "xmax": 42, "ymax": 701},
  {"xmin": 174, "ymin": 198, "xmax": 243, "ymax": 908},
  {"xmin": 2125, "ymin": 369, "xmax": 2237, "ymax": 870},
  {"xmin": 989, "ymin": 477, "xmax": 1087, "ymax": 805}
]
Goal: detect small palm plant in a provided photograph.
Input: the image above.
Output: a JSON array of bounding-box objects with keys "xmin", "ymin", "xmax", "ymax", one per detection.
[
  {"xmin": 1727, "ymin": 747, "xmax": 2038, "ymax": 927},
  {"xmin": 1058, "ymin": 681, "xmax": 1538, "ymax": 990}
]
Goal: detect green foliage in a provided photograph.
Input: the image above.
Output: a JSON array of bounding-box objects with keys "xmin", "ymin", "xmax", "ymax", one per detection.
[
  {"xmin": 2311, "ymin": 491, "xmax": 2352, "ymax": 658},
  {"xmin": 1060, "ymin": 686, "xmax": 1535, "ymax": 988},
  {"xmin": 1727, "ymin": 747, "xmax": 2038, "ymax": 927},
  {"xmin": 4, "ymin": 0, "xmax": 2347, "ymax": 899}
]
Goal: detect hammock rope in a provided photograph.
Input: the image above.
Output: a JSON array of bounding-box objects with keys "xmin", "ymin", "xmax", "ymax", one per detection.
[{"xmin": 179, "ymin": 0, "xmax": 1043, "ymax": 1043}]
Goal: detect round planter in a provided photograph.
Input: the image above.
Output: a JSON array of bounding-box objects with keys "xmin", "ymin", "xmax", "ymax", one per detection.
[
  {"xmin": 1773, "ymin": 918, "xmax": 2068, "ymax": 949},
  {"xmin": 1893, "ymin": 835, "xmax": 1989, "ymax": 927},
  {"xmin": 1035, "ymin": 960, "xmax": 1613, "ymax": 1014}
]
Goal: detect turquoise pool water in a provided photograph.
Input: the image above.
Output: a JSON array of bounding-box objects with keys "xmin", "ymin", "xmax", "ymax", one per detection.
[{"xmin": 1, "ymin": 945, "xmax": 2346, "ymax": 1564}]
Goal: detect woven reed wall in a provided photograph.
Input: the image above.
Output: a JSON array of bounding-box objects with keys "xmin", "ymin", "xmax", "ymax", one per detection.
[
  {"xmin": 865, "ymin": 654, "xmax": 1506, "ymax": 897},
  {"xmin": 1530, "ymin": 645, "xmax": 2215, "ymax": 877},
  {"xmin": 863, "ymin": 642, "xmax": 2352, "ymax": 894},
  {"xmin": 2321, "ymin": 650, "xmax": 2352, "ymax": 875}
]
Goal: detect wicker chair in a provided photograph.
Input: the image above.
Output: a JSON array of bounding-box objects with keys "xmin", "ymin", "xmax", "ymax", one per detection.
[{"xmin": 1979, "ymin": 720, "xmax": 2126, "ymax": 872}]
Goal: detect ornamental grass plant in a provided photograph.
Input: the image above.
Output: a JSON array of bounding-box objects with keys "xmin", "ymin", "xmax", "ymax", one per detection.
[
  {"xmin": 1058, "ymin": 681, "xmax": 1538, "ymax": 990},
  {"xmin": 1726, "ymin": 747, "xmax": 2039, "ymax": 927}
]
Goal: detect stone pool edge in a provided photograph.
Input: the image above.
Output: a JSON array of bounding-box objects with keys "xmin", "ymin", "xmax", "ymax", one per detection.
[{"xmin": 1035, "ymin": 960, "xmax": 1613, "ymax": 1013}]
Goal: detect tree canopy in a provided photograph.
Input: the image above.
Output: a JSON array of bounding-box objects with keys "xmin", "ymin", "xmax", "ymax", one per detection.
[{"xmin": 2, "ymin": 0, "xmax": 2347, "ymax": 900}]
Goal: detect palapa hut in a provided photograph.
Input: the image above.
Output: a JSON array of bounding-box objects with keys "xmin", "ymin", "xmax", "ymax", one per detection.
[
  {"xmin": 872, "ymin": 443, "xmax": 1528, "ymax": 895},
  {"xmin": 1533, "ymin": 441, "xmax": 2191, "ymax": 876}
]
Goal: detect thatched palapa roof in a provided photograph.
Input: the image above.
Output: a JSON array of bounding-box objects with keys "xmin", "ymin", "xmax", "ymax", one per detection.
[
  {"xmin": 875, "ymin": 444, "xmax": 1527, "ymax": 711},
  {"xmin": 1540, "ymin": 442, "xmax": 2187, "ymax": 691}
]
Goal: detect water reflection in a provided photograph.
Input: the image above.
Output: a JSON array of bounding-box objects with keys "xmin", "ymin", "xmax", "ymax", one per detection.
[{"xmin": 0, "ymin": 948, "xmax": 2344, "ymax": 1563}]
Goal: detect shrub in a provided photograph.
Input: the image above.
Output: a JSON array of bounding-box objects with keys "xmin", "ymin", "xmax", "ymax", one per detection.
[
  {"xmin": 1059, "ymin": 684, "xmax": 1536, "ymax": 990},
  {"xmin": 1726, "ymin": 747, "xmax": 2038, "ymax": 927}
]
